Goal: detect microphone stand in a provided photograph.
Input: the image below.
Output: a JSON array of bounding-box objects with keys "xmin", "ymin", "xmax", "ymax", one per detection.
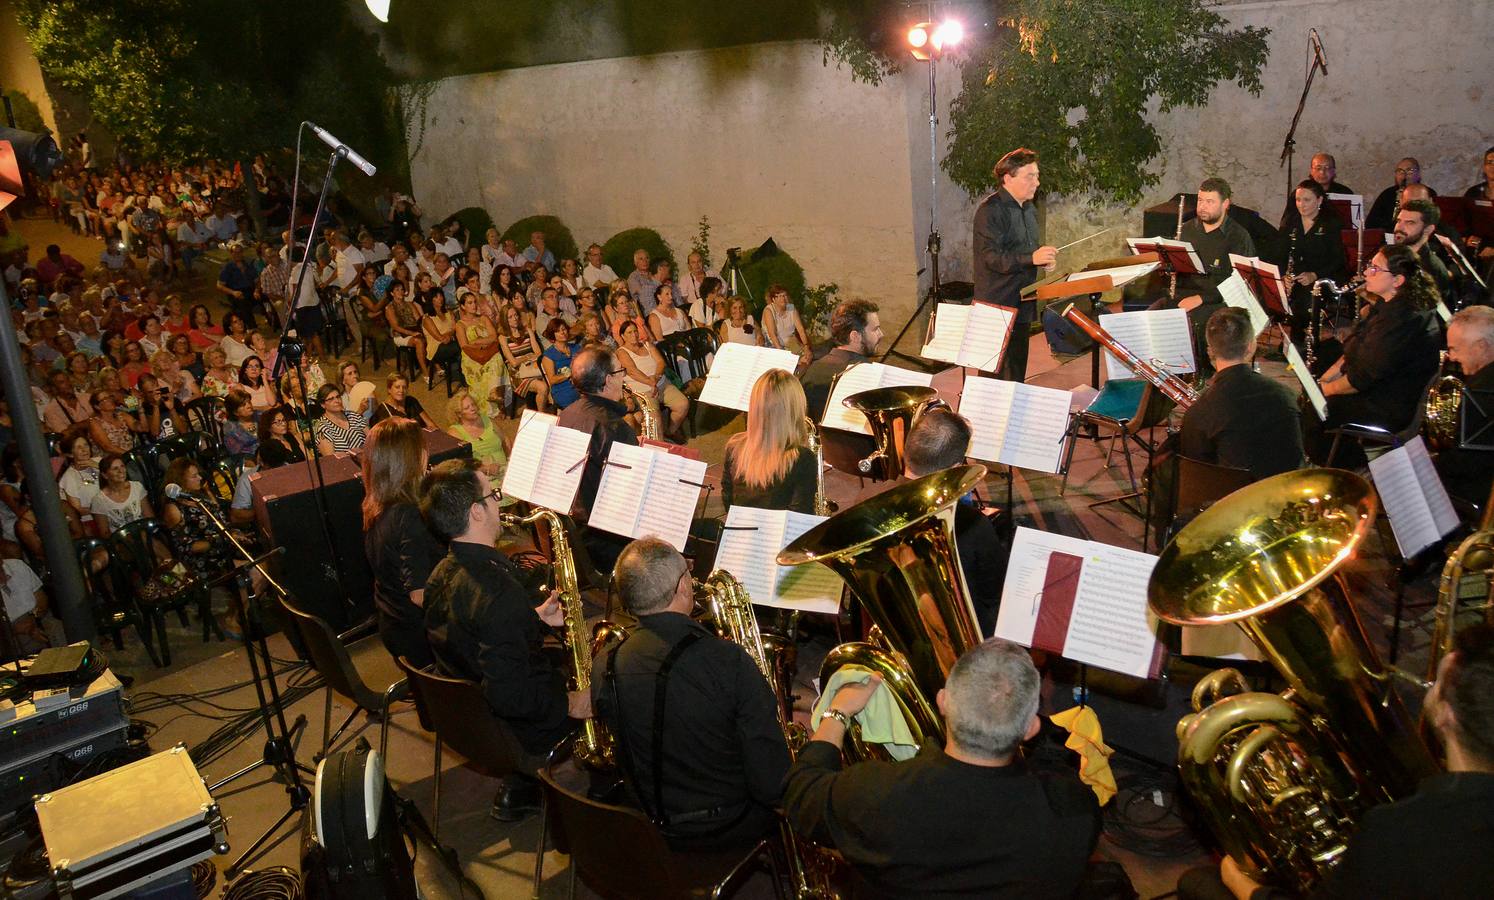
[
  {"xmin": 171, "ymin": 490, "xmax": 316, "ymax": 876},
  {"xmin": 1279, "ymin": 41, "xmax": 1326, "ymax": 201}
]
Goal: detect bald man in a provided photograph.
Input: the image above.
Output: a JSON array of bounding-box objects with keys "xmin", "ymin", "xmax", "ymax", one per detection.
[{"xmin": 1367, "ymin": 157, "xmax": 1437, "ymax": 231}]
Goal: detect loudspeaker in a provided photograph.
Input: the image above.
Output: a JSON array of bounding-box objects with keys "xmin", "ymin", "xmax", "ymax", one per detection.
[
  {"xmin": 250, "ymin": 456, "xmax": 371, "ymax": 632},
  {"xmin": 1042, "ymin": 305, "xmax": 1096, "ymax": 355}
]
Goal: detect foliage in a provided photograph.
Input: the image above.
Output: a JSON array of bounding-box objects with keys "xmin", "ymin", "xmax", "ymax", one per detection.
[
  {"xmin": 601, "ymin": 228, "xmax": 674, "ymax": 283},
  {"xmin": 690, "ymin": 215, "xmax": 712, "ymax": 269},
  {"xmin": 798, "ymin": 282, "xmax": 840, "ymax": 342},
  {"xmin": 501, "ymin": 215, "xmax": 578, "ymax": 266},
  {"xmin": 817, "ymin": 18, "xmax": 901, "ymax": 86},
  {"xmin": 15, "ymin": 0, "xmax": 405, "ymax": 174},
  {"xmin": 739, "ymin": 248, "xmax": 806, "ymax": 314},
  {"xmin": 447, "ymin": 206, "xmax": 496, "ymax": 248},
  {"xmin": 2, "ymin": 90, "xmax": 47, "ymax": 135}
]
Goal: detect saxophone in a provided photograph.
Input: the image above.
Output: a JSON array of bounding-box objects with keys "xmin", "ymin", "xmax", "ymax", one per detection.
[
  {"xmin": 622, "ymin": 382, "xmax": 660, "ymax": 441},
  {"xmin": 695, "ymin": 570, "xmax": 835, "ymax": 898},
  {"xmin": 499, "ymin": 507, "xmax": 622, "ymax": 770},
  {"xmin": 1426, "ymin": 482, "xmax": 1494, "ymax": 682},
  {"xmin": 803, "ymin": 416, "xmax": 834, "ymax": 516}
]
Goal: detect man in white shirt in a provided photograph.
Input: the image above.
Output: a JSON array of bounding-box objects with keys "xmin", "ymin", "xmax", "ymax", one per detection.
[
  {"xmin": 582, "ymin": 243, "xmax": 620, "ymax": 288},
  {"xmin": 176, "ymin": 211, "xmax": 213, "ymax": 273},
  {"xmin": 288, "ymin": 257, "xmax": 326, "ymax": 359},
  {"xmin": 358, "ymin": 230, "xmax": 391, "ymax": 266},
  {"xmin": 494, "ymin": 238, "xmax": 526, "ymax": 270},
  {"xmin": 676, "ymin": 251, "xmax": 719, "ymax": 308},
  {"xmin": 384, "ymin": 243, "xmax": 419, "ymax": 287},
  {"xmin": 430, "ymin": 224, "xmax": 463, "ymax": 260},
  {"xmin": 206, "ymin": 203, "xmax": 238, "ymax": 244},
  {"xmin": 330, "ymin": 229, "xmax": 366, "ymax": 294},
  {"xmin": 0, "ymin": 558, "xmax": 68, "ymax": 655}
]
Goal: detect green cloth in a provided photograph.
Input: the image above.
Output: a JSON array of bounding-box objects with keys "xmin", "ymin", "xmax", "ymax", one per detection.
[
  {"xmin": 812, "ymin": 664, "xmax": 920, "ymax": 761},
  {"xmin": 447, "ymin": 417, "xmax": 514, "ymax": 506}
]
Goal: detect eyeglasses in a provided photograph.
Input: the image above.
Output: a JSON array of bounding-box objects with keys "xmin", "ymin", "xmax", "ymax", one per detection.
[
  {"xmin": 473, "ymin": 486, "xmax": 503, "ymax": 507},
  {"xmin": 1363, "ymin": 264, "xmax": 1387, "ymax": 276}
]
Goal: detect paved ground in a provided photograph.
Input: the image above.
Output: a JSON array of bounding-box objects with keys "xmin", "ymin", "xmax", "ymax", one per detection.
[{"xmin": 9, "ymin": 211, "xmax": 1444, "ymax": 898}]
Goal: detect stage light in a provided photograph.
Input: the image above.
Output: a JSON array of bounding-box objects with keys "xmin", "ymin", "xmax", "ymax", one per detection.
[
  {"xmin": 908, "ymin": 24, "xmax": 930, "ymax": 50},
  {"xmin": 365, "ymin": 0, "xmax": 390, "ymax": 23},
  {"xmin": 933, "ymin": 20, "xmax": 964, "ymax": 51},
  {"xmin": 908, "ymin": 20, "xmax": 962, "ymax": 60}
]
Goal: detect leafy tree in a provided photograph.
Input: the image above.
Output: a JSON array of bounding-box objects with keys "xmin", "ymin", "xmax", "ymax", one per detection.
[{"xmin": 822, "ymin": 0, "xmax": 1269, "ymax": 205}]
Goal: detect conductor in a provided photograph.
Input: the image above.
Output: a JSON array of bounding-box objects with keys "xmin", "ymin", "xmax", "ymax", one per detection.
[{"xmin": 973, "ymin": 147, "xmax": 1057, "ymax": 383}]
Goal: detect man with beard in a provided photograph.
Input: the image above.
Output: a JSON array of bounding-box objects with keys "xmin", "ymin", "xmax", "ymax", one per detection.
[
  {"xmin": 1149, "ymin": 178, "xmax": 1256, "ymax": 362},
  {"xmin": 1395, "ymin": 197, "xmax": 1456, "ymax": 302},
  {"xmin": 801, "ymin": 298, "xmax": 883, "ymax": 420}
]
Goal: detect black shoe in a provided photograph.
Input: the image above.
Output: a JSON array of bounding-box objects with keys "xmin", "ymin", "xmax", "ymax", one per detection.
[{"xmin": 490, "ymin": 775, "xmax": 542, "ymax": 822}]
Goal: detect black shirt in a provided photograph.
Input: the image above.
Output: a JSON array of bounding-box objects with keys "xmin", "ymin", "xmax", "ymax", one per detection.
[
  {"xmin": 1366, "ymin": 183, "xmax": 1437, "ymax": 231},
  {"xmin": 1280, "ymin": 180, "xmax": 1354, "ymax": 232},
  {"xmin": 1281, "ymin": 208, "xmax": 1348, "ymax": 285},
  {"xmin": 783, "ymin": 741, "xmax": 1100, "ymax": 899},
  {"xmin": 1179, "ymin": 364, "xmax": 1305, "ymax": 480},
  {"xmin": 801, "ymin": 347, "xmax": 866, "ymax": 422},
  {"xmin": 555, "ymin": 393, "xmax": 638, "ymax": 520},
  {"xmin": 973, "ymin": 187, "xmax": 1041, "ymax": 313},
  {"xmin": 365, "ymin": 502, "xmax": 440, "ymax": 669},
  {"xmin": 1329, "ymin": 297, "xmax": 1440, "ymax": 431},
  {"xmin": 1434, "ymin": 361, "xmax": 1494, "ymax": 509},
  {"xmin": 256, "ymin": 436, "xmax": 306, "ymax": 469},
  {"xmin": 369, "ymin": 395, "xmax": 426, "ymax": 425},
  {"xmin": 424, "ymin": 541, "xmax": 572, "ymax": 754},
  {"xmin": 721, "ymin": 444, "xmax": 817, "ymax": 514},
  {"xmin": 594, "ymin": 612, "xmax": 790, "ymax": 845},
  {"xmin": 1177, "ymin": 215, "xmax": 1257, "ymax": 307}
]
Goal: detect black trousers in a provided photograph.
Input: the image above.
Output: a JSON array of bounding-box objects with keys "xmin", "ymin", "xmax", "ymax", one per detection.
[{"xmin": 996, "ymin": 300, "xmax": 1036, "ymax": 382}]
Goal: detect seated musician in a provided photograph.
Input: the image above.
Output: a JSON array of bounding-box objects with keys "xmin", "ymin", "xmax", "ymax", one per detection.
[
  {"xmin": 555, "ymin": 345, "xmax": 638, "ymax": 572},
  {"xmin": 1278, "ymin": 180, "xmax": 1348, "ymax": 338},
  {"xmin": 1148, "ymin": 177, "xmax": 1256, "ymax": 364},
  {"xmin": 1366, "ymin": 157, "xmax": 1434, "ymax": 231},
  {"xmin": 420, "ymin": 459, "xmax": 590, "ymax": 821},
  {"xmin": 1183, "ymin": 623, "xmax": 1494, "ymax": 900},
  {"xmin": 722, "ymin": 369, "xmax": 818, "ymax": 514},
  {"xmin": 1280, "ymin": 153, "xmax": 1353, "ymax": 232},
  {"xmin": 1179, "ymin": 308, "xmax": 1304, "ymax": 479},
  {"xmin": 801, "ymin": 298, "xmax": 882, "ymax": 420},
  {"xmin": 783, "ymin": 638, "xmax": 1101, "ymax": 897},
  {"xmin": 855, "ymin": 408, "xmax": 1009, "ymax": 635},
  {"xmin": 1304, "ymin": 244, "xmax": 1441, "ymax": 468},
  {"xmin": 593, "ymin": 538, "xmax": 791, "ymax": 849},
  {"xmin": 1395, "ymin": 194, "xmax": 1457, "ymax": 302},
  {"xmin": 1437, "ymin": 306, "xmax": 1494, "ymax": 511}
]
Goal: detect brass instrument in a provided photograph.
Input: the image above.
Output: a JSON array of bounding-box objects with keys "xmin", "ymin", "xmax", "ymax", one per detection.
[
  {"xmin": 1427, "ymin": 482, "xmax": 1494, "ymax": 681},
  {"xmin": 843, "ymin": 385, "xmax": 942, "ymax": 479},
  {"xmin": 1149, "ymin": 469, "xmax": 1438, "ymax": 888},
  {"xmin": 779, "ymin": 465, "xmax": 986, "ymax": 760},
  {"xmin": 1306, "ymin": 276, "xmax": 1364, "ymax": 369},
  {"xmin": 622, "ymin": 382, "xmax": 660, "ymax": 442},
  {"xmin": 694, "ymin": 570, "xmax": 835, "ymax": 898},
  {"xmin": 1423, "ymin": 352, "xmax": 1466, "ymax": 452},
  {"xmin": 499, "ymin": 507, "xmax": 622, "ymax": 770},
  {"xmin": 1060, "ymin": 304, "xmax": 1199, "ymax": 410},
  {"xmin": 803, "ymin": 416, "xmax": 835, "ymax": 516}
]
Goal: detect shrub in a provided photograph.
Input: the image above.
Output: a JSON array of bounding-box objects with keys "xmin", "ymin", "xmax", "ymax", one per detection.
[
  {"xmin": 601, "ymin": 228, "xmax": 674, "ymax": 283},
  {"xmin": 738, "ymin": 246, "xmax": 806, "ymax": 315},
  {"xmin": 444, "ymin": 206, "xmax": 495, "ymax": 250},
  {"xmin": 798, "ymin": 282, "xmax": 840, "ymax": 342},
  {"xmin": 501, "ymin": 215, "xmax": 578, "ymax": 267}
]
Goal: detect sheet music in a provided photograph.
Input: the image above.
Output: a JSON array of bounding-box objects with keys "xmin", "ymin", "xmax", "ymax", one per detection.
[
  {"xmin": 1097, "ymin": 308, "xmax": 1196, "ymax": 381},
  {"xmin": 1217, "ymin": 271, "xmax": 1270, "ymax": 335},
  {"xmin": 920, "ymin": 303, "xmax": 1016, "ymax": 372},
  {"xmin": 699, "ymin": 343, "xmax": 800, "ymax": 411},
  {"xmin": 1436, "ymin": 300, "xmax": 1452, "ymax": 323},
  {"xmin": 1124, "ymin": 237, "xmax": 1204, "ymax": 274},
  {"xmin": 715, "ymin": 506, "xmax": 843, "ymax": 615},
  {"xmin": 996, "ymin": 528, "xmax": 1162, "ymax": 679},
  {"xmin": 821, "ymin": 362, "xmax": 935, "ymax": 434},
  {"xmin": 1368, "ymin": 437, "xmax": 1459, "ymax": 559},
  {"xmin": 959, "ymin": 378, "xmax": 1072, "ymax": 474},
  {"xmin": 589, "ymin": 442, "xmax": 706, "ymax": 551},
  {"xmin": 501, "ymin": 409, "xmax": 590, "ymax": 511},
  {"xmin": 1282, "ymin": 340, "xmax": 1327, "ymax": 420},
  {"xmin": 1065, "ymin": 261, "xmax": 1161, "ymax": 288},
  {"xmin": 1229, "ymin": 253, "xmax": 1289, "ymax": 314}
]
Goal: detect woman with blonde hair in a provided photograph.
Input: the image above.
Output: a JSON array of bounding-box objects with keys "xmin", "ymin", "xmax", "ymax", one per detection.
[
  {"xmin": 721, "ymin": 369, "xmax": 817, "ymax": 512},
  {"xmin": 361, "ymin": 417, "xmax": 438, "ymax": 668}
]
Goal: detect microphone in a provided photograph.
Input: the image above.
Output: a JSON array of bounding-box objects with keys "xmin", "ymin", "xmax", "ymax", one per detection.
[
  {"xmin": 164, "ymin": 483, "xmax": 201, "ymax": 505},
  {"xmin": 306, "ymin": 122, "xmax": 377, "ymax": 176},
  {"xmin": 1309, "ymin": 28, "xmax": 1328, "ymax": 74}
]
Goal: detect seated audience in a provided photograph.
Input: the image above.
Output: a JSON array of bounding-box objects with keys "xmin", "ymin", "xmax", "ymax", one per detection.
[
  {"xmin": 370, "ymin": 373, "xmax": 436, "ymax": 428},
  {"xmin": 313, "ymin": 383, "xmax": 368, "ymax": 456},
  {"xmin": 256, "ymin": 406, "xmax": 307, "ymax": 470}
]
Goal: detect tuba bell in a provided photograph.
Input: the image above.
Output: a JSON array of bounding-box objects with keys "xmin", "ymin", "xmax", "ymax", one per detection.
[
  {"xmin": 1423, "ymin": 352, "xmax": 1466, "ymax": 452},
  {"xmin": 843, "ymin": 385, "xmax": 942, "ymax": 480},
  {"xmin": 1427, "ymin": 482, "xmax": 1494, "ymax": 681},
  {"xmin": 1149, "ymin": 468, "xmax": 1438, "ymax": 888},
  {"xmin": 778, "ymin": 465, "xmax": 986, "ymax": 759}
]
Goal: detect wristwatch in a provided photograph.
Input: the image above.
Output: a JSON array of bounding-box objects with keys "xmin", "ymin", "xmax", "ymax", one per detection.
[{"xmin": 819, "ymin": 708, "xmax": 851, "ymax": 729}]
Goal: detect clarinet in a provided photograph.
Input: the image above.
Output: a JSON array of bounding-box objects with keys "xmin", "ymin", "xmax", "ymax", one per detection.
[{"xmin": 1170, "ymin": 193, "xmax": 1186, "ymax": 301}]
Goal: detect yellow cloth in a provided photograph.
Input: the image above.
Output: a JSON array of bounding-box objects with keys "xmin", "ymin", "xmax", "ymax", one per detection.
[
  {"xmin": 811, "ymin": 665, "xmax": 919, "ymax": 762},
  {"xmin": 1050, "ymin": 705, "xmax": 1117, "ymax": 806}
]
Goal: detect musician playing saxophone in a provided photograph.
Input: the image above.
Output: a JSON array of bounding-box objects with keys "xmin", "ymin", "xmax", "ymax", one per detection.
[
  {"xmin": 1185, "ymin": 624, "xmax": 1494, "ymax": 900},
  {"xmin": 594, "ymin": 538, "xmax": 790, "ymax": 850},
  {"xmin": 783, "ymin": 639, "xmax": 1100, "ymax": 897},
  {"xmin": 1436, "ymin": 306, "xmax": 1494, "ymax": 510},
  {"xmin": 419, "ymin": 459, "xmax": 591, "ymax": 821},
  {"xmin": 721, "ymin": 370, "xmax": 819, "ymax": 514}
]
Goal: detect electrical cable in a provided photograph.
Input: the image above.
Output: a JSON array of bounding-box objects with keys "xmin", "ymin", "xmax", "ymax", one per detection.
[
  {"xmin": 189, "ymin": 859, "xmax": 218, "ymax": 898},
  {"xmin": 1101, "ymin": 764, "xmax": 1203, "ymax": 859},
  {"xmin": 224, "ymin": 866, "xmax": 303, "ymax": 900}
]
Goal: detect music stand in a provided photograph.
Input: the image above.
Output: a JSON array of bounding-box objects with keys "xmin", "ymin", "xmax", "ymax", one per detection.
[
  {"xmin": 1229, "ymin": 256, "xmax": 1290, "ymax": 321},
  {"xmin": 1029, "ymin": 255, "xmax": 1161, "ymax": 387},
  {"xmin": 1125, "ymin": 239, "xmax": 1204, "ymax": 303}
]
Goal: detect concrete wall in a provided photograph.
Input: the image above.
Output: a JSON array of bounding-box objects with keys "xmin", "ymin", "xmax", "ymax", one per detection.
[{"xmin": 0, "ymin": 1, "xmax": 58, "ymax": 135}]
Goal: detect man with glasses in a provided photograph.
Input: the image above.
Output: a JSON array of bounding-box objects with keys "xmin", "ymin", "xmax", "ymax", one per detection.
[
  {"xmin": 420, "ymin": 458, "xmax": 590, "ymax": 821},
  {"xmin": 594, "ymin": 538, "xmax": 790, "ymax": 850},
  {"xmin": 557, "ymin": 345, "xmax": 638, "ymax": 571},
  {"xmin": 582, "ymin": 243, "xmax": 620, "ymax": 289},
  {"xmin": 1367, "ymin": 157, "xmax": 1437, "ymax": 231}
]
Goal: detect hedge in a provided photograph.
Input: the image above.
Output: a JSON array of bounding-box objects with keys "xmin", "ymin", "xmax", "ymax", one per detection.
[
  {"xmin": 601, "ymin": 228, "xmax": 674, "ymax": 283},
  {"xmin": 443, "ymin": 206, "xmax": 495, "ymax": 251},
  {"xmin": 738, "ymin": 246, "xmax": 806, "ymax": 313},
  {"xmin": 501, "ymin": 215, "xmax": 578, "ymax": 266}
]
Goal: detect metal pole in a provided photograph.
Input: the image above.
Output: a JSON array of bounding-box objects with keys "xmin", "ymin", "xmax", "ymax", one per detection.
[{"xmin": 0, "ymin": 278, "xmax": 94, "ymax": 640}]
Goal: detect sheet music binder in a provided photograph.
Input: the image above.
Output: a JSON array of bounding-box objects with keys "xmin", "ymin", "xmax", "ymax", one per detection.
[
  {"xmin": 589, "ymin": 442, "xmax": 708, "ymax": 551},
  {"xmin": 500, "ymin": 409, "xmax": 591, "ymax": 511},
  {"xmin": 919, "ymin": 302, "xmax": 1017, "ymax": 372}
]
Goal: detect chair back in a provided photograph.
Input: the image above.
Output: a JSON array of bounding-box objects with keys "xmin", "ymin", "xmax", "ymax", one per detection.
[
  {"xmin": 658, "ymin": 328, "xmax": 718, "ymax": 382},
  {"xmin": 75, "ymin": 537, "xmax": 122, "ymax": 624},
  {"xmin": 205, "ymin": 457, "xmax": 242, "ymax": 505},
  {"xmin": 120, "ymin": 446, "xmax": 163, "ymax": 507},
  {"xmin": 396, "ymin": 658, "xmax": 527, "ymax": 779},
  {"xmin": 153, "ymin": 431, "xmax": 218, "ymax": 474},
  {"xmin": 537, "ymin": 766, "xmax": 691, "ymax": 900},
  {"xmin": 1174, "ymin": 455, "xmax": 1255, "ymax": 519},
  {"xmin": 106, "ymin": 517, "xmax": 174, "ymax": 581},
  {"xmin": 276, "ymin": 593, "xmax": 380, "ymax": 710},
  {"xmin": 183, "ymin": 396, "xmax": 226, "ymax": 445}
]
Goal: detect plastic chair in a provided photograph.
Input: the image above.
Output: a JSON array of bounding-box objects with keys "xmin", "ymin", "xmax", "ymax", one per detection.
[
  {"xmin": 656, "ymin": 327, "xmax": 719, "ymax": 436},
  {"xmin": 426, "ymin": 352, "xmax": 462, "ymax": 397},
  {"xmin": 537, "ymin": 757, "xmax": 786, "ymax": 900},
  {"xmin": 120, "ymin": 445, "xmax": 163, "ymax": 508},
  {"xmin": 276, "ymin": 594, "xmax": 408, "ymax": 763},
  {"xmin": 183, "ymin": 396, "xmax": 226, "ymax": 446},
  {"xmin": 76, "ymin": 536, "xmax": 160, "ymax": 666},
  {"xmin": 106, "ymin": 518, "xmax": 218, "ymax": 666},
  {"xmin": 1152, "ymin": 455, "xmax": 1255, "ymax": 550}
]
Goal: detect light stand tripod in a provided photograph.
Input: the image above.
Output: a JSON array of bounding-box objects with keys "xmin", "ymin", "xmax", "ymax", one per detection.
[{"xmin": 720, "ymin": 247, "xmax": 754, "ymax": 305}]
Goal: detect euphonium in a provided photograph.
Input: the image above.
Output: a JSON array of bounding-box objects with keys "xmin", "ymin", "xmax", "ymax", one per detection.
[
  {"xmin": 500, "ymin": 507, "xmax": 622, "ymax": 770},
  {"xmin": 1423, "ymin": 352, "xmax": 1466, "ymax": 452},
  {"xmin": 778, "ymin": 465, "xmax": 986, "ymax": 760},
  {"xmin": 1426, "ymin": 482, "xmax": 1494, "ymax": 682},
  {"xmin": 803, "ymin": 416, "xmax": 834, "ymax": 516},
  {"xmin": 843, "ymin": 385, "xmax": 942, "ymax": 480},
  {"xmin": 622, "ymin": 382, "xmax": 661, "ymax": 442},
  {"xmin": 1149, "ymin": 469, "xmax": 1438, "ymax": 888}
]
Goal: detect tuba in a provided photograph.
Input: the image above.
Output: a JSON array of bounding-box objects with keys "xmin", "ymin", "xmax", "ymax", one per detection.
[
  {"xmin": 843, "ymin": 385, "xmax": 942, "ymax": 480},
  {"xmin": 1423, "ymin": 352, "xmax": 1465, "ymax": 452},
  {"xmin": 500, "ymin": 507, "xmax": 624, "ymax": 770},
  {"xmin": 778, "ymin": 465, "xmax": 986, "ymax": 760},
  {"xmin": 1426, "ymin": 482, "xmax": 1494, "ymax": 681},
  {"xmin": 1149, "ymin": 469, "xmax": 1438, "ymax": 888}
]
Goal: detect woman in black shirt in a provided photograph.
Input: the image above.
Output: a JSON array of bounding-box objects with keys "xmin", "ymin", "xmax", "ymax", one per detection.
[
  {"xmin": 256, "ymin": 406, "xmax": 307, "ymax": 469},
  {"xmin": 721, "ymin": 369, "xmax": 818, "ymax": 513},
  {"xmin": 1281, "ymin": 179, "xmax": 1349, "ymax": 338},
  {"xmin": 362, "ymin": 418, "xmax": 440, "ymax": 669}
]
